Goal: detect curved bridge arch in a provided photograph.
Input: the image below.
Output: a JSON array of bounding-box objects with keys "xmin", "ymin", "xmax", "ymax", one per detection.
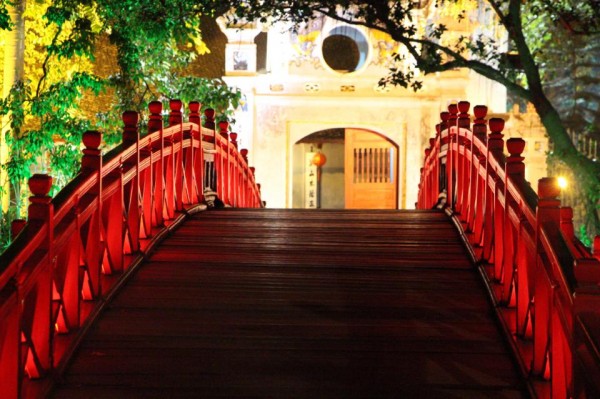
[
  {"xmin": 0, "ymin": 99, "xmax": 262, "ymax": 399},
  {"xmin": 418, "ymin": 101, "xmax": 600, "ymax": 398}
]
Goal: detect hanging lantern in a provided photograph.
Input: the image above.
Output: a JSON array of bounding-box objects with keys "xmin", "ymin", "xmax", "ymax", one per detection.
[{"xmin": 312, "ymin": 151, "xmax": 327, "ymax": 167}]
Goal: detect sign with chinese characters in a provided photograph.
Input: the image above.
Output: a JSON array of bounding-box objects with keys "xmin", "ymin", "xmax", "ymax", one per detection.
[{"xmin": 305, "ymin": 152, "xmax": 318, "ymax": 208}]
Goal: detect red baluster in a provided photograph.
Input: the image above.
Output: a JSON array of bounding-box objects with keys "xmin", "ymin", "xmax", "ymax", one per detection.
[
  {"xmin": 230, "ymin": 132, "xmax": 238, "ymax": 149},
  {"xmin": 148, "ymin": 102, "xmax": 164, "ymax": 226},
  {"xmin": 432, "ymin": 129, "xmax": 440, "ymax": 204},
  {"xmin": 240, "ymin": 148, "xmax": 249, "ymax": 163},
  {"xmin": 440, "ymin": 111, "xmax": 450, "ymax": 132},
  {"xmin": 169, "ymin": 99, "xmax": 185, "ymax": 211},
  {"xmin": 537, "ymin": 178, "xmax": 561, "ymax": 211},
  {"xmin": 506, "ymin": 138, "xmax": 526, "ymax": 181},
  {"xmin": 204, "ymin": 108, "xmax": 216, "ymax": 130},
  {"xmin": 218, "ymin": 121, "xmax": 230, "ymax": 203},
  {"xmin": 455, "ymin": 101, "xmax": 471, "ymax": 215},
  {"xmin": 148, "ymin": 101, "xmax": 163, "ymax": 134},
  {"xmin": 533, "ymin": 177, "xmax": 561, "ymax": 377},
  {"xmin": 448, "ymin": 103, "xmax": 458, "ymax": 128},
  {"xmin": 23, "ymin": 174, "xmax": 54, "ymax": 378},
  {"xmin": 79, "ymin": 131, "xmax": 103, "ymax": 299},
  {"xmin": 470, "ymin": 105, "xmax": 488, "ymax": 244},
  {"xmin": 168, "ymin": 99, "xmax": 183, "ymax": 127},
  {"xmin": 122, "ymin": 111, "xmax": 140, "ymax": 253},
  {"xmin": 122, "ymin": 111, "xmax": 139, "ymax": 144},
  {"xmin": 473, "ymin": 105, "xmax": 488, "ymax": 141},
  {"xmin": 457, "ymin": 101, "xmax": 470, "ymax": 129},
  {"xmin": 218, "ymin": 120, "xmax": 229, "ymax": 139},
  {"xmin": 81, "ymin": 130, "xmax": 102, "ymax": 171},
  {"xmin": 501, "ymin": 138, "xmax": 526, "ymax": 304},
  {"xmin": 488, "ymin": 118, "xmax": 505, "ymax": 155},
  {"xmin": 188, "ymin": 101, "xmax": 202, "ymax": 126},
  {"xmin": 485, "ymin": 117, "xmax": 505, "ymax": 267},
  {"xmin": 188, "ymin": 101, "xmax": 204, "ymax": 204}
]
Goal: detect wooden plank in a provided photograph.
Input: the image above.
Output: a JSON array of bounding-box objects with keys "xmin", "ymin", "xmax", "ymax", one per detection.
[{"xmin": 50, "ymin": 209, "xmax": 529, "ymax": 398}]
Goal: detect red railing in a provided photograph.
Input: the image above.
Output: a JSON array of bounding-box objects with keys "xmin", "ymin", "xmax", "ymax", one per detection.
[
  {"xmin": 417, "ymin": 101, "xmax": 600, "ymax": 398},
  {"xmin": 0, "ymin": 99, "xmax": 262, "ymax": 399}
]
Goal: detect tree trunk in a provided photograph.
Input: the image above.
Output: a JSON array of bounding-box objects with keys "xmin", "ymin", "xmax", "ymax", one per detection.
[
  {"xmin": 532, "ymin": 93, "xmax": 600, "ymax": 236},
  {"xmin": 1, "ymin": 0, "xmax": 26, "ymax": 212}
]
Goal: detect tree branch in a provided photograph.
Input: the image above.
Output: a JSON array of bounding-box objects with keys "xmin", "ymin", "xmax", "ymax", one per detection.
[
  {"xmin": 506, "ymin": 0, "xmax": 544, "ymax": 95},
  {"xmin": 36, "ymin": 26, "xmax": 63, "ymax": 98},
  {"xmin": 487, "ymin": 0, "xmax": 509, "ymax": 27}
]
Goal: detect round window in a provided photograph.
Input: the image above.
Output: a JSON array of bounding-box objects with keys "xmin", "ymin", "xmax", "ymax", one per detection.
[{"xmin": 321, "ymin": 26, "xmax": 369, "ymax": 73}]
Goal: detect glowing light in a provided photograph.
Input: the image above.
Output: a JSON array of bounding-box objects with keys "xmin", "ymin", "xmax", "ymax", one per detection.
[
  {"xmin": 312, "ymin": 152, "xmax": 327, "ymax": 167},
  {"xmin": 557, "ymin": 176, "xmax": 568, "ymax": 190}
]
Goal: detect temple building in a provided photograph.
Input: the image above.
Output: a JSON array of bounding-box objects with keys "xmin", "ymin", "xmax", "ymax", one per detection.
[{"xmin": 216, "ymin": 5, "xmax": 547, "ymax": 209}]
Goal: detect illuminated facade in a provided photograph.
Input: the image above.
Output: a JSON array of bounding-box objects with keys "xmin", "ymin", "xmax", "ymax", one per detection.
[{"xmin": 218, "ymin": 7, "xmax": 516, "ymax": 209}]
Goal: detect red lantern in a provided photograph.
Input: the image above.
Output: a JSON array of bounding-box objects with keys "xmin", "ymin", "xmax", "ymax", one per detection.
[{"xmin": 312, "ymin": 152, "xmax": 327, "ymax": 167}]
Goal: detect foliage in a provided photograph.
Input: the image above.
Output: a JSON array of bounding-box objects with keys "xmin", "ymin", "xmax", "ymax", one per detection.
[
  {"xmin": 521, "ymin": 1, "xmax": 600, "ymax": 238},
  {"xmin": 0, "ymin": 0, "xmax": 10, "ymax": 31},
  {"xmin": 219, "ymin": 0, "xmax": 600, "ymax": 238},
  {"xmin": 578, "ymin": 225, "xmax": 593, "ymax": 248},
  {"xmin": 0, "ymin": 207, "xmax": 17, "ymax": 252},
  {"xmin": 0, "ymin": 0, "xmax": 242, "ymax": 250},
  {"xmin": 159, "ymin": 76, "xmax": 241, "ymax": 120}
]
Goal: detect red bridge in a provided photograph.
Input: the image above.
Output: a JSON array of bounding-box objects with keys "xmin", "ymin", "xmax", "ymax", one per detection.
[{"xmin": 1, "ymin": 100, "xmax": 599, "ymax": 398}]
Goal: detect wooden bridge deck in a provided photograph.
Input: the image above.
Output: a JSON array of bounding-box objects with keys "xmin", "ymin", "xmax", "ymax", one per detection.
[{"xmin": 51, "ymin": 209, "xmax": 529, "ymax": 399}]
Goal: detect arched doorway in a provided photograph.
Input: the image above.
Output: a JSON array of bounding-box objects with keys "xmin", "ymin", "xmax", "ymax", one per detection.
[{"xmin": 293, "ymin": 128, "xmax": 399, "ymax": 209}]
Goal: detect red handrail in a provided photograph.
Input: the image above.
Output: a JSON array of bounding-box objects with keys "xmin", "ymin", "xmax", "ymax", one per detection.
[
  {"xmin": 418, "ymin": 101, "xmax": 600, "ymax": 398},
  {"xmin": 0, "ymin": 99, "xmax": 262, "ymax": 399}
]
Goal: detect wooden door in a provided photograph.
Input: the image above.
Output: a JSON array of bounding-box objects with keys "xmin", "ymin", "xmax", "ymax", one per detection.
[{"xmin": 345, "ymin": 129, "xmax": 398, "ymax": 209}]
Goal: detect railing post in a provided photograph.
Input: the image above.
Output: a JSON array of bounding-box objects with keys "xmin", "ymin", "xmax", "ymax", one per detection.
[
  {"xmin": 202, "ymin": 108, "xmax": 217, "ymax": 192},
  {"xmin": 23, "ymin": 174, "xmax": 54, "ymax": 379},
  {"xmin": 470, "ymin": 105, "xmax": 488, "ymax": 245},
  {"xmin": 188, "ymin": 101, "xmax": 203, "ymax": 204},
  {"xmin": 456, "ymin": 101, "xmax": 470, "ymax": 216},
  {"xmin": 122, "ymin": 111, "xmax": 140, "ymax": 254},
  {"xmin": 240, "ymin": 149, "xmax": 248, "ymax": 164},
  {"xmin": 240, "ymin": 149, "xmax": 249, "ymax": 207},
  {"xmin": 218, "ymin": 120, "xmax": 229, "ymax": 140},
  {"xmin": 100, "ymin": 125, "xmax": 124, "ymax": 275},
  {"xmin": 505, "ymin": 138, "xmax": 526, "ymax": 181},
  {"xmin": 80, "ymin": 131, "xmax": 103, "ymax": 299},
  {"xmin": 169, "ymin": 99, "xmax": 185, "ymax": 211},
  {"xmin": 487, "ymin": 117, "xmax": 505, "ymax": 271},
  {"xmin": 447, "ymin": 104, "xmax": 458, "ymax": 209},
  {"xmin": 230, "ymin": 132, "xmax": 238, "ymax": 149},
  {"xmin": 501, "ymin": 138, "xmax": 526, "ymax": 304},
  {"xmin": 204, "ymin": 108, "xmax": 216, "ymax": 130},
  {"xmin": 423, "ymin": 136, "xmax": 440, "ymax": 208},
  {"xmin": 422, "ymin": 149, "xmax": 430, "ymax": 208},
  {"xmin": 149, "ymin": 101, "xmax": 165, "ymax": 227},
  {"xmin": 189, "ymin": 101, "xmax": 202, "ymax": 126},
  {"xmin": 440, "ymin": 111, "xmax": 450, "ymax": 203},
  {"xmin": 168, "ymin": 98, "xmax": 183, "ymax": 127},
  {"xmin": 229, "ymin": 133, "xmax": 239, "ymax": 206},
  {"xmin": 533, "ymin": 177, "xmax": 561, "ymax": 377},
  {"xmin": 218, "ymin": 121, "xmax": 230, "ymax": 204}
]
